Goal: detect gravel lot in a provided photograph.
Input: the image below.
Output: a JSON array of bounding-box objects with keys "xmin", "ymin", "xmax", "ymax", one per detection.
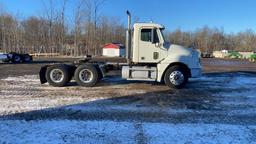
[{"xmin": 0, "ymin": 58, "xmax": 256, "ymax": 143}]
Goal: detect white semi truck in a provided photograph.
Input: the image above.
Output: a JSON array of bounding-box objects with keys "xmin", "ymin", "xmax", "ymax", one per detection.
[{"xmin": 39, "ymin": 11, "xmax": 202, "ymax": 89}]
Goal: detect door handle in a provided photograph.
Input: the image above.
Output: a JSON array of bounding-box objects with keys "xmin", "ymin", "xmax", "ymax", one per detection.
[{"xmin": 153, "ymin": 52, "xmax": 159, "ymax": 60}]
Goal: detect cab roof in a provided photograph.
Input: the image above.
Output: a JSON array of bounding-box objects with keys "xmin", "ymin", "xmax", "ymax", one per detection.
[{"xmin": 133, "ymin": 23, "xmax": 165, "ymax": 29}]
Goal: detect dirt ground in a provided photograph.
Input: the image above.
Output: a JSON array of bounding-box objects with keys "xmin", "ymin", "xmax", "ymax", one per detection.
[
  {"xmin": 0, "ymin": 57, "xmax": 256, "ymax": 78},
  {"xmin": 0, "ymin": 57, "xmax": 256, "ymax": 143}
]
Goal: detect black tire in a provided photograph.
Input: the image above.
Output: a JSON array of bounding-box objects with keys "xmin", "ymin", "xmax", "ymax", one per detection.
[
  {"xmin": 74, "ymin": 64, "xmax": 99, "ymax": 87},
  {"xmin": 164, "ymin": 66, "xmax": 189, "ymax": 89},
  {"xmin": 45, "ymin": 64, "xmax": 70, "ymax": 87},
  {"xmin": 11, "ymin": 54, "xmax": 21, "ymax": 63},
  {"xmin": 22, "ymin": 54, "xmax": 32, "ymax": 62}
]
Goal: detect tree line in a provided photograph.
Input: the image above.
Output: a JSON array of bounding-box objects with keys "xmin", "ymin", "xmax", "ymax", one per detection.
[
  {"xmin": 168, "ymin": 27, "xmax": 256, "ymax": 53},
  {"xmin": 0, "ymin": 0, "xmax": 125, "ymax": 56},
  {"xmin": 0, "ymin": 0, "xmax": 255, "ymax": 56}
]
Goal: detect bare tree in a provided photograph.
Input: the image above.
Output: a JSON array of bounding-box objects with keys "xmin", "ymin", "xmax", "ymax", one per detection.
[{"xmin": 1, "ymin": 0, "xmax": 256, "ymax": 56}]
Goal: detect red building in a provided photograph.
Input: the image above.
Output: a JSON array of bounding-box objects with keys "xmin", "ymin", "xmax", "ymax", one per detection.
[{"xmin": 102, "ymin": 43, "xmax": 125, "ymax": 57}]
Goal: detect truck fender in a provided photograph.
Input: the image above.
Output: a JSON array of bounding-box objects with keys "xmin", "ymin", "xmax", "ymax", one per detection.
[
  {"xmin": 39, "ymin": 65, "xmax": 49, "ymax": 84},
  {"xmin": 93, "ymin": 64, "xmax": 104, "ymax": 80},
  {"xmin": 157, "ymin": 62, "xmax": 191, "ymax": 82}
]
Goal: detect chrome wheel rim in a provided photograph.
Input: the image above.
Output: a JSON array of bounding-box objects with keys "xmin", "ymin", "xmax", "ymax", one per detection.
[
  {"xmin": 50, "ymin": 69, "xmax": 64, "ymax": 83},
  {"xmin": 169, "ymin": 71, "xmax": 184, "ymax": 86},
  {"xmin": 79, "ymin": 69, "xmax": 93, "ymax": 83}
]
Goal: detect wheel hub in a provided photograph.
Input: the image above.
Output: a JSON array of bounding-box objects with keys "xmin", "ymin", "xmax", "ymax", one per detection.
[
  {"xmin": 79, "ymin": 69, "xmax": 93, "ymax": 83},
  {"xmin": 50, "ymin": 69, "xmax": 64, "ymax": 83},
  {"xmin": 15, "ymin": 56, "xmax": 20, "ymax": 62},
  {"xmin": 169, "ymin": 71, "xmax": 184, "ymax": 85},
  {"xmin": 25, "ymin": 56, "xmax": 30, "ymax": 61}
]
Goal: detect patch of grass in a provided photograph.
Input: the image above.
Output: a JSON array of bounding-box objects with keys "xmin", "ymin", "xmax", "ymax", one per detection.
[
  {"xmin": 228, "ymin": 51, "xmax": 242, "ymax": 59},
  {"xmin": 249, "ymin": 54, "xmax": 256, "ymax": 62}
]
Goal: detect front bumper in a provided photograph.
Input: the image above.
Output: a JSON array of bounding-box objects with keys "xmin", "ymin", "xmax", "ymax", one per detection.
[{"xmin": 191, "ymin": 68, "xmax": 202, "ymax": 78}]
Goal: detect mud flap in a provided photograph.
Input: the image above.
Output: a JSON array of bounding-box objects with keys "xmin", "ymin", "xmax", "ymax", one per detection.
[
  {"xmin": 66, "ymin": 64, "xmax": 76, "ymax": 82},
  {"xmin": 39, "ymin": 65, "xmax": 48, "ymax": 84},
  {"xmin": 94, "ymin": 64, "xmax": 104, "ymax": 80}
]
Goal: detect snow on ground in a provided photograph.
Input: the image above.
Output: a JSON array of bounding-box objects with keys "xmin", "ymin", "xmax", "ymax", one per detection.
[
  {"xmin": 0, "ymin": 75, "xmax": 150, "ymax": 115},
  {"xmin": 0, "ymin": 120, "xmax": 136, "ymax": 144},
  {"xmin": 0, "ymin": 72, "xmax": 256, "ymax": 143},
  {"xmin": 0, "ymin": 120, "xmax": 255, "ymax": 144},
  {"xmin": 144, "ymin": 123, "xmax": 256, "ymax": 144},
  {"xmin": 190, "ymin": 72, "xmax": 256, "ymax": 97}
]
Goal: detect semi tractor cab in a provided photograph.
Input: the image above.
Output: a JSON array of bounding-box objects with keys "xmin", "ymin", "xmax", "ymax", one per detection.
[{"xmin": 39, "ymin": 11, "xmax": 202, "ymax": 89}]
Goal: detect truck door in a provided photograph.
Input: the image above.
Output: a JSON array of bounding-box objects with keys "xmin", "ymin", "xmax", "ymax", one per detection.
[{"xmin": 138, "ymin": 28, "xmax": 167, "ymax": 63}]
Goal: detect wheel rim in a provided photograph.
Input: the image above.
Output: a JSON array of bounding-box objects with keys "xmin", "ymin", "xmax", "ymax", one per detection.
[
  {"xmin": 25, "ymin": 56, "xmax": 30, "ymax": 61},
  {"xmin": 50, "ymin": 69, "xmax": 64, "ymax": 83},
  {"xmin": 15, "ymin": 56, "xmax": 20, "ymax": 62},
  {"xmin": 79, "ymin": 69, "xmax": 93, "ymax": 83},
  {"xmin": 169, "ymin": 71, "xmax": 184, "ymax": 86}
]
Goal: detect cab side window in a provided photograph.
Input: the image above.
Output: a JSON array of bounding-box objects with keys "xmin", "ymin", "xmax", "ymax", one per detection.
[
  {"xmin": 141, "ymin": 29, "xmax": 152, "ymax": 42},
  {"xmin": 141, "ymin": 28, "xmax": 159, "ymax": 43}
]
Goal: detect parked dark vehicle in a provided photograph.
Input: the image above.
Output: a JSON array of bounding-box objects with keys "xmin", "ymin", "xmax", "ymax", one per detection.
[
  {"xmin": 0, "ymin": 52, "xmax": 33, "ymax": 63},
  {"xmin": 201, "ymin": 52, "xmax": 213, "ymax": 58}
]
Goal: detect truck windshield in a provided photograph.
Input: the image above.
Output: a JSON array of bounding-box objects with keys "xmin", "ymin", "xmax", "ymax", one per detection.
[
  {"xmin": 160, "ymin": 29, "xmax": 167, "ymax": 43},
  {"xmin": 160, "ymin": 28, "xmax": 171, "ymax": 49}
]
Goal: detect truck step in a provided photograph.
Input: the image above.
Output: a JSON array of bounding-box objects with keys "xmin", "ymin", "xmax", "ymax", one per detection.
[{"xmin": 126, "ymin": 78, "xmax": 156, "ymax": 81}]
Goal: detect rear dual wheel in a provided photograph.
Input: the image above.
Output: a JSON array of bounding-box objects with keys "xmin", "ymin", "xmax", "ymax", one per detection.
[
  {"xmin": 45, "ymin": 65, "xmax": 70, "ymax": 87},
  {"xmin": 23, "ymin": 54, "xmax": 32, "ymax": 62},
  {"xmin": 10, "ymin": 54, "xmax": 32, "ymax": 63},
  {"xmin": 11, "ymin": 54, "xmax": 21, "ymax": 63},
  {"xmin": 74, "ymin": 64, "xmax": 99, "ymax": 87},
  {"xmin": 45, "ymin": 64, "xmax": 100, "ymax": 87}
]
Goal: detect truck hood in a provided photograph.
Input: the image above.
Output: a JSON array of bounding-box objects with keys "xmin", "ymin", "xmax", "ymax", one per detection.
[
  {"xmin": 162, "ymin": 44, "xmax": 201, "ymax": 67},
  {"xmin": 167, "ymin": 44, "xmax": 194, "ymax": 57}
]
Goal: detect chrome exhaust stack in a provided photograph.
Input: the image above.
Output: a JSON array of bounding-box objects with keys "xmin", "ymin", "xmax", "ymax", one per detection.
[{"xmin": 126, "ymin": 10, "xmax": 132, "ymax": 65}]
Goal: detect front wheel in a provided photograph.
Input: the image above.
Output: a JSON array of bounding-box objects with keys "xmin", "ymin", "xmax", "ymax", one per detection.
[
  {"xmin": 164, "ymin": 66, "xmax": 189, "ymax": 89},
  {"xmin": 74, "ymin": 64, "xmax": 99, "ymax": 87}
]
